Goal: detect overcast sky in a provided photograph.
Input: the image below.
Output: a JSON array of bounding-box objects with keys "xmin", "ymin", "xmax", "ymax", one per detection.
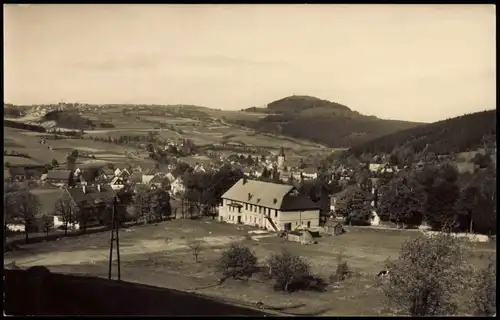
[{"xmin": 4, "ymin": 4, "xmax": 496, "ymax": 122}]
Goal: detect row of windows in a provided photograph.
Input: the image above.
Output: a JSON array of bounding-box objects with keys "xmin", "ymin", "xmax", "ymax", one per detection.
[
  {"xmin": 244, "ymin": 203, "xmax": 278, "ymax": 218},
  {"xmin": 226, "ymin": 201, "xmax": 279, "ymax": 218}
]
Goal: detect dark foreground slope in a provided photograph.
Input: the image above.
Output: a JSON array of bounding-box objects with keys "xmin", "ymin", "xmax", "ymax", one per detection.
[
  {"xmin": 345, "ymin": 109, "xmax": 497, "ymax": 157},
  {"xmin": 237, "ymin": 95, "xmax": 421, "ymax": 148},
  {"xmin": 4, "ymin": 268, "xmax": 271, "ymax": 316}
]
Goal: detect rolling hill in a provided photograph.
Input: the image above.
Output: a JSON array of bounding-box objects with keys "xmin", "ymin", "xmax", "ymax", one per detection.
[
  {"xmin": 344, "ymin": 109, "xmax": 497, "ymax": 157},
  {"xmin": 235, "ymin": 95, "xmax": 422, "ymax": 148},
  {"xmin": 41, "ymin": 110, "xmax": 114, "ymax": 130}
]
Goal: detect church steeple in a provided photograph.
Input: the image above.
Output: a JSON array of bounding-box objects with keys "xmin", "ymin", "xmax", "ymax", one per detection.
[
  {"xmin": 277, "ymin": 147, "xmax": 286, "ymax": 171},
  {"xmin": 279, "ymin": 147, "xmax": 285, "ymax": 157}
]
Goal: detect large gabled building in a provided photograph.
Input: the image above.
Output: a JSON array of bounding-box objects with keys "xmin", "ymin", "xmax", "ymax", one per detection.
[{"xmin": 219, "ymin": 178, "xmax": 320, "ymax": 232}]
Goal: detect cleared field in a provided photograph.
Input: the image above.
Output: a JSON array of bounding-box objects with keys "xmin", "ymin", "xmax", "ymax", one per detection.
[
  {"xmin": 4, "ymin": 220, "xmax": 494, "ymax": 316},
  {"xmin": 4, "ymin": 156, "xmax": 44, "ymax": 166}
]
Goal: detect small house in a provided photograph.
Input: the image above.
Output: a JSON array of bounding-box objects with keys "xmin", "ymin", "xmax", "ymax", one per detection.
[
  {"xmin": 8, "ymin": 167, "xmax": 26, "ymax": 182},
  {"xmin": 109, "ymin": 176, "xmax": 126, "ymax": 191},
  {"xmin": 102, "ymin": 168, "xmax": 115, "ymax": 179},
  {"xmin": 117, "ymin": 168, "xmax": 131, "ymax": 180},
  {"xmin": 324, "ymin": 220, "xmax": 345, "ymax": 236},
  {"xmin": 46, "ymin": 170, "xmax": 71, "ymax": 187},
  {"xmin": 149, "ymin": 175, "xmax": 164, "ymax": 189}
]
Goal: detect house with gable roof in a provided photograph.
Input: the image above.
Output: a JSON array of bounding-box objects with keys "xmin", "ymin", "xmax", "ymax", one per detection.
[{"xmin": 219, "ymin": 178, "xmax": 320, "ymax": 232}]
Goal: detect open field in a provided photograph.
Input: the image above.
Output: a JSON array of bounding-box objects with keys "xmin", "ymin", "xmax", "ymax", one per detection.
[
  {"xmin": 4, "ymin": 219, "xmax": 495, "ymax": 316},
  {"xmin": 4, "ymin": 126, "xmax": 153, "ymax": 167},
  {"xmin": 5, "ymin": 105, "xmax": 331, "ymax": 167}
]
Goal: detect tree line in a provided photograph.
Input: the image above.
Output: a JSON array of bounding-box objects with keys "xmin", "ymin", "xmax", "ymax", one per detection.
[{"xmin": 334, "ymin": 161, "xmax": 496, "ymax": 234}]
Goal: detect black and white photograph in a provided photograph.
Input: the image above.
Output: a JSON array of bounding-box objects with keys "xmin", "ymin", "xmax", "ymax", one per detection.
[{"xmin": 3, "ymin": 4, "xmax": 496, "ymax": 316}]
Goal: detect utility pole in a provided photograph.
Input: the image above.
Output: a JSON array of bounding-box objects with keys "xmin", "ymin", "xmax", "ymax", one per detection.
[{"xmin": 108, "ymin": 196, "xmax": 121, "ymax": 281}]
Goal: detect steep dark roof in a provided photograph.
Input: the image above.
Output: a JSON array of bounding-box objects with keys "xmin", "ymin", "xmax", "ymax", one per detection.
[
  {"xmin": 149, "ymin": 175, "xmax": 164, "ymax": 184},
  {"xmin": 128, "ymin": 172, "xmax": 143, "ymax": 183},
  {"xmin": 8, "ymin": 167, "xmax": 26, "ymax": 176},
  {"xmin": 222, "ymin": 179, "xmax": 294, "ymax": 210},
  {"xmin": 46, "ymin": 170, "xmax": 71, "ymax": 181},
  {"xmin": 33, "ymin": 189, "xmax": 66, "ymax": 217},
  {"xmin": 280, "ymin": 194, "xmax": 321, "ymax": 211},
  {"xmin": 102, "ymin": 168, "xmax": 115, "ymax": 176},
  {"xmin": 222, "ymin": 178, "xmax": 320, "ymax": 212},
  {"xmin": 67, "ymin": 185, "xmax": 116, "ymax": 205}
]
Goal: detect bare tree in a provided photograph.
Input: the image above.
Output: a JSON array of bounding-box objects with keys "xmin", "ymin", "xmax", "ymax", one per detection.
[
  {"xmin": 383, "ymin": 232, "xmax": 473, "ymax": 316},
  {"xmin": 42, "ymin": 215, "xmax": 54, "ymax": 237},
  {"xmin": 187, "ymin": 240, "xmax": 204, "ymax": 263},
  {"xmin": 55, "ymin": 198, "xmax": 74, "ymax": 235}
]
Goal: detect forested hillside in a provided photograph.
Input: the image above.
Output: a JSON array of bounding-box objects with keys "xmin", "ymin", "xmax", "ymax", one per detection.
[
  {"xmin": 345, "ymin": 110, "xmax": 496, "ymax": 157},
  {"xmin": 235, "ymin": 96, "xmax": 421, "ymax": 148}
]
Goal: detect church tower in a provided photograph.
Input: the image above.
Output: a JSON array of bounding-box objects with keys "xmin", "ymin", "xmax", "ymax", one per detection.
[{"xmin": 277, "ymin": 147, "xmax": 286, "ymax": 171}]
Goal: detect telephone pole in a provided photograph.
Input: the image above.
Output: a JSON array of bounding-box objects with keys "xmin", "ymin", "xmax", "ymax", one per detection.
[{"xmin": 108, "ymin": 196, "xmax": 121, "ymax": 280}]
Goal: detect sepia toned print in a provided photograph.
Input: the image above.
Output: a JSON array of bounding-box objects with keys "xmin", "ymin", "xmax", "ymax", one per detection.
[{"xmin": 3, "ymin": 4, "xmax": 496, "ymax": 316}]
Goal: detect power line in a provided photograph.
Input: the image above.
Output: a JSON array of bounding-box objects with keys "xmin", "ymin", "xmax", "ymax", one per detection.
[{"xmin": 108, "ymin": 196, "xmax": 121, "ymax": 281}]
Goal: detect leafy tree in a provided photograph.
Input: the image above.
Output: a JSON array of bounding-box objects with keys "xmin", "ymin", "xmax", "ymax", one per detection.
[
  {"xmin": 471, "ymin": 152, "xmax": 491, "ymax": 169},
  {"xmin": 416, "ymin": 163, "xmax": 460, "ymax": 230},
  {"xmin": 354, "ymin": 166, "xmax": 371, "ymax": 190},
  {"xmin": 383, "ymin": 232, "xmax": 473, "ymax": 316},
  {"xmin": 378, "ymin": 174, "xmax": 426, "ymax": 227},
  {"xmin": 246, "ymin": 154, "xmax": 254, "ymax": 165},
  {"xmin": 472, "ymin": 261, "xmax": 496, "ymax": 316},
  {"xmin": 335, "ymin": 185, "xmax": 372, "ymax": 225},
  {"xmin": 75, "ymin": 200, "xmax": 93, "ymax": 233},
  {"xmin": 267, "ymin": 250, "xmax": 311, "ymax": 292},
  {"xmin": 299, "ymin": 160, "xmax": 307, "ymax": 170},
  {"xmin": 9, "ymin": 190, "xmax": 40, "ymax": 243},
  {"xmin": 42, "ymin": 215, "xmax": 54, "ymax": 236},
  {"xmin": 388, "ymin": 152, "xmax": 400, "ymax": 166},
  {"xmin": 149, "ymin": 188, "xmax": 172, "ymax": 222},
  {"xmin": 134, "ymin": 186, "xmax": 151, "ymax": 223},
  {"xmin": 261, "ymin": 167, "xmax": 271, "ymax": 179},
  {"xmin": 66, "ymin": 149, "xmax": 79, "ymax": 170},
  {"xmin": 216, "ymin": 244, "xmax": 258, "ymax": 281},
  {"xmin": 455, "ymin": 168, "xmax": 496, "ymax": 234},
  {"xmin": 55, "ymin": 198, "xmax": 75, "ymax": 235}
]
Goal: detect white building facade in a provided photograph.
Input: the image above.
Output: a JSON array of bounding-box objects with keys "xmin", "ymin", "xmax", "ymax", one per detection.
[{"xmin": 219, "ymin": 178, "xmax": 320, "ymax": 232}]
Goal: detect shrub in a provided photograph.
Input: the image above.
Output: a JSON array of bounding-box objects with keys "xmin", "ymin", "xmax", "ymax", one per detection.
[
  {"xmin": 216, "ymin": 244, "xmax": 257, "ymax": 281},
  {"xmin": 331, "ymin": 250, "xmax": 352, "ymax": 282},
  {"xmin": 267, "ymin": 250, "xmax": 312, "ymax": 292},
  {"xmin": 472, "ymin": 261, "xmax": 496, "ymax": 316},
  {"xmin": 383, "ymin": 232, "xmax": 473, "ymax": 316}
]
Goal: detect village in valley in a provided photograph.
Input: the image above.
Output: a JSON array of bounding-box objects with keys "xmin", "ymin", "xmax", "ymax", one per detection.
[
  {"xmin": 4, "ymin": 102, "xmax": 497, "ymax": 315},
  {"xmin": 3, "ymin": 4, "xmax": 496, "ymax": 317}
]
